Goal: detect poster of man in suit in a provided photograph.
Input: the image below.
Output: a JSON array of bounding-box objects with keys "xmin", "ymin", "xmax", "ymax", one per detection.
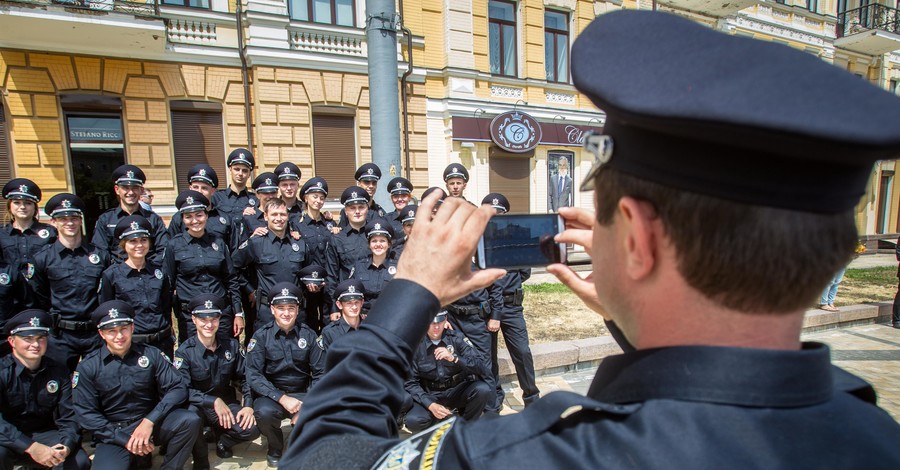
[{"xmin": 548, "ymin": 152, "xmax": 574, "ymax": 211}]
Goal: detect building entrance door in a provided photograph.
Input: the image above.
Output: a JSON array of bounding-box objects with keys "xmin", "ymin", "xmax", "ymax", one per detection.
[{"xmin": 65, "ymin": 114, "xmax": 125, "ymax": 237}]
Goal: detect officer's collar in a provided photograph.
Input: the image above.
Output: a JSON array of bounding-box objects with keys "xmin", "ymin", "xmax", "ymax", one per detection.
[
  {"xmin": 101, "ymin": 343, "xmax": 140, "ymax": 362},
  {"xmin": 226, "ymin": 186, "xmax": 251, "ymax": 197},
  {"xmin": 588, "ymin": 342, "xmax": 834, "ymax": 408},
  {"xmin": 54, "ymin": 239, "xmax": 89, "ymax": 254},
  {"xmin": 339, "ymin": 316, "xmax": 359, "ymax": 331},
  {"xmin": 10, "ymin": 354, "xmax": 46, "ymax": 376},
  {"xmin": 274, "ymin": 322, "xmax": 301, "ymax": 338}
]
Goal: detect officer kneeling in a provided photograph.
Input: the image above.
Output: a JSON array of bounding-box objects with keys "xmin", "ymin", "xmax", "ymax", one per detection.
[
  {"xmin": 245, "ymin": 282, "xmax": 324, "ymax": 467},
  {"xmin": 74, "ymin": 300, "xmax": 202, "ymax": 470},
  {"xmin": 404, "ymin": 310, "xmax": 492, "ymax": 433},
  {"xmin": 174, "ymin": 294, "xmax": 260, "ymax": 469},
  {"xmin": 0, "ymin": 310, "xmax": 90, "ymax": 470}
]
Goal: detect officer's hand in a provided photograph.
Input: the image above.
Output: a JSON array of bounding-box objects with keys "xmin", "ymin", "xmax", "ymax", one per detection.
[
  {"xmin": 279, "ymin": 395, "xmax": 303, "ymax": 415},
  {"xmin": 428, "ymin": 403, "xmax": 453, "ymax": 420},
  {"xmin": 214, "ymin": 397, "xmax": 236, "ymax": 429},
  {"xmin": 322, "ymin": 211, "xmax": 334, "ymax": 221},
  {"xmin": 291, "ymin": 230, "xmax": 301, "ymax": 240},
  {"xmin": 126, "ymin": 419, "xmax": 155, "ymax": 456},
  {"xmin": 243, "ymin": 206, "xmax": 257, "ymax": 216},
  {"xmin": 395, "ymin": 191, "xmax": 505, "ymax": 306},
  {"xmin": 487, "ymin": 319, "xmax": 500, "ymax": 332},
  {"xmin": 434, "ymin": 347, "xmax": 455, "ymax": 363},
  {"xmin": 25, "ymin": 442, "xmax": 62, "ymax": 467},
  {"xmin": 329, "ymin": 312, "xmax": 341, "ymax": 322},
  {"xmin": 251, "ymin": 227, "xmax": 269, "ymax": 238},
  {"xmin": 52, "ymin": 444, "xmax": 70, "ymax": 459},
  {"xmin": 306, "ymin": 283, "xmax": 321, "ymax": 293},
  {"xmin": 546, "ymin": 207, "xmax": 610, "ymax": 319},
  {"xmin": 236, "ymin": 406, "xmax": 256, "ymax": 430},
  {"xmin": 233, "ymin": 316, "xmax": 245, "ymax": 337}
]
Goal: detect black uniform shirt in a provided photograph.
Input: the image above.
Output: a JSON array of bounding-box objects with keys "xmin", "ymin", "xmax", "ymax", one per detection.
[
  {"xmin": 295, "ymin": 213, "xmax": 335, "ymax": 266},
  {"xmin": 495, "ymin": 269, "xmax": 531, "ymax": 315},
  {"xmin": 73, "ymin": 343, "xmax": 187, "ymax": 447},
  {"xmin": 232, "ymin": 231, "xmax": 309, "ymax": 303},
  {"xmin": 0, "ymin": 222, "xmax": 57, "ymax": 273},
  {"xmin": 163, "ymin": 231, "xmax": 242, "ymax": 315},
  {"xmin": 244, "ymin": 322, "xmax": 324, "ymax": 401},
  {"xmin": 99, "ymin": 261, "xmax": 173, "ymax": 334},
  {"xmin": 174, "ymin": 336, "xmax": 251, "ymax": 409},
  {"xmin": 239, "ymin": 211, "xmax": 267, "ymax": 243},
  {"xmin": 405, "ymin": 329, "xmax": 490, "ymax": 409},
  {"xmin": 0, "ymin": 354, "xmax": 80, "ymax": 453},
  {"xmin": 212, "ymin": 187, "xmax": 258, "ymax": 225},
  {"xmin": 316, "ymin": 316, "xmax": 360, "ymax": 355},
  {"xmin": 0, "ymin": 261, "xmax": 30, "ymax": 333},
  {"xmin": 92, "ymin": 206, "xmax": 168, "ymax": 263},
  {"xmin": 27, "ymin": 241, "xmax": 108, "ymax": 321},
  {"xmin": 167, "ymin": 207, "xmax": 241, "ymax": 253},
  {"xmin": 383, "ymin": 210, "xmax": 406, "ymax": 238},
  {"xmin": 324, "ymin": 225, "xmax": 368, "ymax": 304},
  {"xmin": 337, "ymin": 203, "xmax": 386, "ymax": 228},
  {"xmin": 349, "ymin": 255, "xmax": 397, "ymax": 312}
]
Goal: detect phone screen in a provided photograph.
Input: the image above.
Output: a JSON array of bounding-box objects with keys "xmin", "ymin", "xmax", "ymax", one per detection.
[{"xmin": 478, "ymin": 214, "xmax": 566, "ymax": 269}]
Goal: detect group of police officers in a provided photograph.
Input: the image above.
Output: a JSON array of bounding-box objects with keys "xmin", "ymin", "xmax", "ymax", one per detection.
[{"xmin": 0, "ymin": 155, "xmax": 539, "ymax": 469}]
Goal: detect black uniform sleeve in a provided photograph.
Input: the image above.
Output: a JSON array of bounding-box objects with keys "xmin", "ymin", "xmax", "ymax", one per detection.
[
  {"xmin": 74, "ymin": 362, "xmax": 131, "ymax": 447},
  {"xmin": 54, "ymin": 369, "xmax": 81, "ymax": 450},
  {"xmin": 324, "ymin": 241, "xmax": 340, "ymax": 304},
  {"xmin": 145, "ymin": 350, "xmax": 188, "ymax": 424},
  {"xmin": 283, "ymin": 279, "xmax": 439, "ymax": 466},
  {"xmin": 235, "ymin": 345, "xmax": 253, "ymax": 408},
  {"xmin": 488, "ymin": 280, "xmax": 504, "ymax": 321},
  {"xmin": 455, "ymin": 334, "xmax": 491, "ymax": 379},
  {"xmin": 223, "ymin": 247, "xmax": 243, "ymax": 316},
  {"xmin": 167, "ymin": 216, "xmax": 184, "ymax": 240},
  {"xmin": 244, "ymin": 332, "xmax": 284, "ymax": 402},
  {"xmin": 149, "ymin": 215, "xmax": 170, "ymax": 264},
  {"xmin": 0, "ymin": 398, "xmax": 31, "ymax": 452},
  {"xmin": 25, "ymin": 251, "xmax": 50, "ymax": 310},
  {"xmin": 308, "ymin": 329, "xmax": 325, "ymax": 389},
  {"xmin": 403, "ymin": 347, "xmax": 436, "ymax": 409},
  {"xmin": 520, "ymin": 268, "xmax": 532, "ymax": 282},
  {"xmin": 91, "ymin": 218, "xmax": 111, "ymax": 258},
  {"xmin": 174, "ymin": 344, "xmax": 209, "ymax": 409},
  {"xmin": 99, "ymin": 266, "xmax": 116, "ymax": 303}
]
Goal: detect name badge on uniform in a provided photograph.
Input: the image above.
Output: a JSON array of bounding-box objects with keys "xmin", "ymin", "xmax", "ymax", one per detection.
[
  {"xmin": 138, "ymin": 356, "xmax": 150, "ymax": 368},
  {"xmin": 46, "ymin": 380, "xmax": 59, "ymax": 393},
  {"xmin": 212, "ymin": 243, "xmax": 220, "ymax": 252},
  {"xmin": 155, "ymin": 269, "xmax": 163, "ymax": 279},
  {"xmin": 297, "ymin": 338, "xmax": 307, "ymax": 349},
  {"xmin": 173, "ymin": 357, "xmax": 183, "ymax": 369},
  {"xmin": 388, "ymin": 266, "xmax": 397, "ymax": 275},
  {"xmin": 0, "ymin": 273, "xmax": 9, "ymax": 285},
  {"xmin": 89, "ymin": 254, "xmax": 100, "ymax": 265},
  {"xmin": 292, "ymin": 243, "xmax": 300, "ymax": 252},
  {"xmin": 247, "ymin": 339, "xmax": 257, "ymax": 352},
  {"xmin": 220, "ymin": 216, "xmax": 227, "ymax": 225},
  {"xmin": 38, "ymin": 229, "xmax": 50, "ymax": 239},
  {"xmin": 225, "ymin": 350, "xmax": 233, "ymax": 361}
]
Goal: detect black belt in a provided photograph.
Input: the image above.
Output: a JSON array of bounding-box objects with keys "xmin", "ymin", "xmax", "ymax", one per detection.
[
  {"xmin": 132, "ymin": 328, "xmax": 171, "ymax": 344},
  {"xmin": 424, "ymin": 372, "xmax": 468, "ymax": 392},
  {"xmin": 52, "ymin": 314, "xmax": 93, "ymax": 332},
  {"xmin": 447, "ymin": 304, "xmax": 488, "ymax": 318},
  {"xmin": 503, "ymin": 289, "xmax": 524, "ymax": 306},
  {"xmin": 111, "ymin": 416, "xmax": 143, "ymax": 429}
]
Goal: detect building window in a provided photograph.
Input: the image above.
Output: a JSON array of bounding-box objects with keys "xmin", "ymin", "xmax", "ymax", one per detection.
[
  {"xmin": 290, "ymin": 0, "xmax": 355, "ymax": 27},
  {"xmin": 161, "ymin": 0, "xmax": 210, "ymax": 8},
  {"xmin": 312, "ymin": 110, "xmax": 357, "ymax": 194},
  {"xmin": 489, "ymin": 0, "xmax": 517, "ymax": 77},
  {"xmin": 0, "ymin": 103, "xmax": 10, "ymax": 221},
  {"xmin": 170, "ymin": 101, "xmax": 226, "ymax": 194},
  {"xmin": 807, "ymin": 0, "xmax": 819, "ymax": 13},
  {"xmin": 891, "ymin": 79, "xmax": 898, "ymax": 94},
  {"xmin": 545, "ymin": 10, "xmax": 569, "ymax": 83}
]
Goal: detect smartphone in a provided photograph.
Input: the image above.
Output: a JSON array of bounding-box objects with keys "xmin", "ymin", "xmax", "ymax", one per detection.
[{"xmin": 476, "ymin": 214, "xmax": 567, "ymax": 269}]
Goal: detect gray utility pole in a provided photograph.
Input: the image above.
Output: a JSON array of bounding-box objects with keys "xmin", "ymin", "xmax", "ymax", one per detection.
[{"xmin": 366, "ymin": 0, "xmax": 402, "ymax": 211}]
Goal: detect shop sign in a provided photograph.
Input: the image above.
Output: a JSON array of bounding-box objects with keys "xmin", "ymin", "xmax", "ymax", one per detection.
[{"xmin": 489, "ymin": 111, "xmax": 542, "ymax": 153}]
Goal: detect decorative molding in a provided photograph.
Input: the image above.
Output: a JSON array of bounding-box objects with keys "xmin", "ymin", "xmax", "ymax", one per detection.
[
  {"xmin": 490, "ymin": 85, "xmax": 523, "ymax": 99},
  {"xmin": 167, "ymin": 20, "xmax": 217, "ymax": 45},
  {"xmin": 545, "ymin": 91, "xmax": 575, "ymax": 105},
  {"xmin": 731, "ymin": 15, "xmax": 833, "ymax": 48},
  {"xmin": 289, "ymin": 29, "xmax": 365, "ymax": 56}
]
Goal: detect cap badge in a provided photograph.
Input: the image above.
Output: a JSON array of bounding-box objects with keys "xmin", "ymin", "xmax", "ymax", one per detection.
[
  {"xmin": 492, "ymin": 198, "xmax": 499, "ymax": 206},
  {"xmin": 62, "ymin": 199, "xmax": 72, "ymax": 208},
  {"xmin": 312, "ymin": 271, "xmax": 319, "ymax": 278},
  {"xmin": 348, "ymin": 285, "xmax": 356, "ymax": 293},
  {"xmin": 108, "ymin": 308, "xmax": 119, "ymax": 319},
  {"xmin": 283, "ymin": 168, "xmax": 290, "ymax": 174},
  {"xmin": 281, "ymin": 288, "xmax": 290, "ymax": 296},
  {"xmin": 199, "ymin": 169, "xmax": 207, "ymax": 176},
  {"xmin": 138, "ymin": 356, "xmax": 149, "ymax": 368},
  {"xmin": 351, "ymin": 191, "xmax": 358, "ymax": 198},
  {"xmin": 0, "ymin": 273, "xmax": 9, "ymax": 285},
  {"xmin": 225, "ymin": 350, "xmax": 233, "ymax": 361},
  {"xmin": 46, "ymin": 380, "xmax": 59, "ymax": 394},
  {"xmin": 265, "ymin": 178, "xmax": 273, "ymax": 185},
  {"xmin": 367, "ymin": 168, "xmax": 374, "ymax": 175},
  {"xmin": 186, "ymin": 196, "xmax": 194, "ymax": 205},
  {"xmin": 204, "ymin": 300, "xmax": 214, "ymax": 309},
  {"xmin": 155, "ymin": 269, "xmax": 163, "ymax": 279},
  {"xmin": 317, "ymin": 182, "xmax": 323, "ymax": 188},
  {"xmin": 126, "ymin": 170, "xmax": 135, "ymax": 179},
  {"xmin": 30, "ymin": 317, "xmax": 40, "ymax": 327},
  {"xmin": 452, "ymin": 167, "xmax": 458, "ymax": 173},
  {"xmin": 19, "ymin": 184, "xmax": 27, "ymax": 193},
  {"xmin": 396, "ymin": 182, "xmax": 402, "ymax": 189},
  {"xmin": 38, "ymin": 229, "xmax": 50, "ymax": 239},
  {"xmin": 130, "ymin": 221, "xmax": 140, "ymax": 231},
  {"xmin": 408, "ymin": 210, "xmax": 414, "ymax": 217},
  {"xmin": 374, "ymin": 223, "xmax": 381, "ymax": 230},
  {"xmin": 297, "ymin": 338, "xmax": 307, "ymax": 349},
  {"xmin": 89, "ymin": 254, "xmax": 100, "ymax": 264}
]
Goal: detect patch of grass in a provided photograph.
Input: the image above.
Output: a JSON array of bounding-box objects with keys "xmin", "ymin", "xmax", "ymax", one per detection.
[
  {"xmin": 523, "ymin": 283, "xmax": 572, "ymax": 294},
  {"xmin": 835, "ymin": 266, "xmax": 896, "ymax": 307}
]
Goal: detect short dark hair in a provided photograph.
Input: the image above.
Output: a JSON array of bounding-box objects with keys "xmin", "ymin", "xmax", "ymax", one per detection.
[
  {"xmin": 593, "ymin": 168, "xmax": 857, "ymax": 314},
  {"xmin": 264, "ymin": 198, "xmax": 287, "ymax": 213}
]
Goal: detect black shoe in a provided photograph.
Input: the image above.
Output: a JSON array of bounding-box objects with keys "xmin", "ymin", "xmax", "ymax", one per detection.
[
  {"xmin": 266, "ymin": 455, "xmax": 281, "ymax": 467},
  {"xmin": 203, "ymin": 426, "xmax": 216, "ymax": 443},
  {"xmin": 193, "ymin": 461, "xmax": 211, "ymax": 470},
  {"xmin": 215, "ymin": 440, "xmax": 233, "ymax": 459}
]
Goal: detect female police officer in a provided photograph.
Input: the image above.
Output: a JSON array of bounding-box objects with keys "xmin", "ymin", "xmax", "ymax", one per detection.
[{"xmin": 1, "ymin": 178, "xmax": 56, "ymax": 273}]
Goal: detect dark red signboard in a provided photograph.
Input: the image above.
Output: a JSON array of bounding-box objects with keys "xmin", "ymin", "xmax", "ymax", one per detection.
[
  {"xmin": 454, "ymin": 116, "xmax": 602, "ymax": 148},
  {"xmin": 489, "ymin": 111, "xmax": 543, "ymax": 153}
]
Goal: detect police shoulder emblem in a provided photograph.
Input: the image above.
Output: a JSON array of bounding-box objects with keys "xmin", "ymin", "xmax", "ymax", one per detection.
[
  {"xmin": 38, "ymin": 229, "xmax": 50, "ymax": 239},
  {"xmin": 249, "ymin": 199, "xmax": 257, "ymax": 206},
  {"xmin": 446, "ymin": 344, "xmax": 455, "ymax": 355},
  {"xmin": 25, "ymin": 264, "xmax": 35, "ymax": 280},
  {"xmin": 316, "ymin": 336, "xmax": 324, "ymax": 350},
  {"xmin": 388, "ymin": 266, "xmax": 397, "ymax": 275},
  {"xmin": 247, "ymin": 339, "xmax": 257, "ymax": 352},
  {"xmin": 212, "ymin": 242, "xmax": 220, "ymax": 251},
  {"xmin": 46, "ymin": 380, "xmax": 59, "ymax": 394},
  {"xmin": 373, "ymin": 419, "xmax": 457, "ymax": 470},
  {"xmin": 89, "ymin": 253, "xmax": 100, "ymax": 265},
  {"xmin": 239, "ymin": 240, "xmax": 249, "ymax": 250},
  {"xmin": 292, "ymin": 243, "xmax": 300, "ymax": 252},
  {"xmin": 155, "ymin": 269, "xmax": 163, "ymax": 280},
  {"xmin": 0, "ymin": 273, "xmax": 9, "ymax": 285},
  {"xmin": 225, "ymin": 350, "xmax": 233, "ymax": 361},
  {"xmin": 463, "ymin": 337, "xmax": 474, "ymax": 348},
  {"xmin": 297, "ymin": 338, "xmax": 307, "ymax": 349},
  {"xmin": 220, "ymin": 216, "xmax": 227, "ymax": 225},
  {"xmin": 71, "ymin": 372, "xmax": 79, "ymax": 389},
  {"xmin": 173, "ymin": 357, "xmax": 183, "ymax": 369},
  {"xmin": 138, "ymin": 356, "xmax": 150, "ymax": 368},
  {"xmin": 378, "ymin": 209, "xmax": 385, "ymax": 216}
]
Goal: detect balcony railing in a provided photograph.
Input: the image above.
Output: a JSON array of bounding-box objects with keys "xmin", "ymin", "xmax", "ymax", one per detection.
[
  {"xmin": 0, "ymin": 0, "xmax": 160, "ymax": 18},
  {"xmin": 837, "ymin": 3, "xmax": 900, "ymax": 38}
]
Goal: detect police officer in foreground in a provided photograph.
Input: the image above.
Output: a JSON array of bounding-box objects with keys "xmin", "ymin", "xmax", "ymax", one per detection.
[
  {"xmin": 281, "ymin": 10, "xmax": 900, "ymax": 468},
  {"xmin": 1, "ymin": 178, "xmax": 56, "ymax": 273},
  {"xmin": 213, "ymin": 148, "xmax": 259, "ymax": 224},
  {"xmin": 92, "ymin": 164, "xmax": 168, "ymax": 263},
  {"xmin": 324, "ymin": 186, "xmax": 373, "ymax": 313},
  {"xmin": 482, "ymin": 193, "xmax": 540, "ymax": 408},
  {"xmin": 74, "ymin": 300, "xmax": 201, "ymax": 469},
  {"xmin": 338, "ymin": 163, "xmax": 386, "ymax": 228},
  {"xmin": 174, "ymin": 294, "xmax": 259, "ymax": 468},
  {"xmin": 245, "ymin": 282, "xmax": 324, "ymax": 467},
  {"xmin": 28, "ymin": 193, "xmax": 108, "ymax": 371},
  {"xmin": 404, "ymin": 310, "xmax": 491, "ymax": 433},
  {"xmin": 0, "ymin": 310, "xmax": 89, "ymax": 470},
  {"xmin": 317, "ymin": 279, "xmax": 365, "ymax": 356}
]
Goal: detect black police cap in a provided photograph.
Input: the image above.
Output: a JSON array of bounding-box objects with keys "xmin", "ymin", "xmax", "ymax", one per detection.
[
  {"xmin": 275, "ymin": 162, "xmax": 302, "ymax": 181},
  {"xmin": 115, "ymin": 215, "xmax": 152, "ymax": 241},
  {"xmin": 365, "ymin": 217, "xmax": 395, "ymax": 240},
  {"xmin": 269, "ymin": 282, "xmax": 302, "ymax": 305},
  {"xmin": 188, "ymin": 293, "xmax": 225, "ymax": 318},
  {"xmin": 432, "ymin": 310, "xmax": 448, "ymax": 324},
  {"xmin": 298, "ymin": 264, "xmax": 326, "ymax": 285},
  {"xmin": 401, "ymin": 205, "xmax": 418, "ymax": 224},
  {"xmin": 3, "ymin": 178, "xmax": 41, "ymax": 202},
  {"xmin": 44, "ymin": 193, "xmax": 85, "ymax": 218},
  {"xmin": 355, "ymin": 163, "xmax": 382, "ymax": 182},
  {"xmin": 253, "ymin": 172, "xmax": 279, "ymax": 193},
  {"xmin": 481, "ymin": 193, "xmax": 510, "ymax": 213},
  {"xmin": 176, "ymin": 190, "xmax": 210, "ymax": 214},
  {"xmin": 335, "ymin": 279, "xmax": 365, "ymax": 301},
  {"xmin": 443, "ymin": 164, "xmax": 469, "ymax": 182},
  {"xmin": 388, "ymin": 177, "xmax": 413, "ymax": 195},
  {"xmin": 571, "ymin": 10, "xmax": 900, "ymax": 213},
  {"xmin": 4, "ymin": 309, "xmax": 51, "ymax": 336},
  {"xmin": 188, "ymin": 163, "xmax": 218, "ymax": 188},
  {"xmin": 341, "ymin": 186, "xmax": 371, "ymax": 206},
  {"xmin": 112, "ymin": 165, "xmax": 145, "ymax": 186},
  {"xmin": 92, "ymin": 300, "xmax": 135, "ymax": 330},
  {"xmin": 301, "ymin": 177, "xmax": 329, "ymax": 196},
  {"xmin": 227, "ymin": 148, "xmax": 255, "ymax": 168}
]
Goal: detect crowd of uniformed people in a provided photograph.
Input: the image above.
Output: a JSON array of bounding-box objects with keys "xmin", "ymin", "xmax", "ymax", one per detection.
[{"xmin": 0, "ymin": 153, "xmax": 539, "ymax": 469}]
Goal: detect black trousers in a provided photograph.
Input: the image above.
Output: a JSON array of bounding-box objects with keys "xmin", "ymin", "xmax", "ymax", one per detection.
[
  {"xmin": 189, "ymin": 402, "xmax": 260, "ymax": 464},
  {"xmin": 498, "ymin": 306, "xmax": 540, "ymax": 407},
  {"xmin": 893, "ymin": 280, "xmax": 900, "ymax": 326},
  {"xmin": 92, "ymin": 408, "xmax": 202, "ymax": 470},
  {"xmin": 405, "ymin": 380, "xmax": 492, "ymax": 433},
  {"xmin": 253, "ymin": 392, "xmax": 306, "ymax": 457},
  {"xmin": 46, "ymin": 329, "xmax": 102, "ymax": 373},
  {"xmin": 448, "ymin": 312, "xmax": 501, "ymax": 412},
  {"xmin": 0, "ymin": 429, "xmax": 90, "ymax": 470}
]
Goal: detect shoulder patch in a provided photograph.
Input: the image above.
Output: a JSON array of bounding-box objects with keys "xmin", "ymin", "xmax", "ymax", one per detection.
[
  {"xmin": 25, "ymin": 264, "xmax": 34, "ymax": 280},
  {"xmin": 247, "ymin": 339, "xmax": 257, "ymax": 352},
  {"xmin": 239, "ymin": 240, "xmax": 249, "ymax": 250},
  {"xmin": 173, "ymin": 357, "xmax": 184, "ymax": 369},
  {"xmin": 71, "ymin": 372, "xmax": 79, "ymax": 389},
  {"xmin": 373, "ymin": 418, "xmax": 456, "ymax": 470},
  {"xmin": 316, "ymin": 336, "xmax": 325, "ymax": 351},
  {"xmin": 463, "ymin": 337, "xmax": 474, "ymax": 348}
]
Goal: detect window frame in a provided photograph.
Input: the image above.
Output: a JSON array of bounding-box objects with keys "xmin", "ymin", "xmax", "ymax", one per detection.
[
  {"xmin": 160, "ymin": 0, "xmax": 211, "ymax": 9},
  {"xmin": 544, "ymin": 9, "xmax": 570, "ymax": 83},
  {"xmin": 289, "ymin": 0, "xmax": 357, "ymax": 28},
  {"xmin": 489, "ymin": 0, "xmax": 518, "ymax": 78}
]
